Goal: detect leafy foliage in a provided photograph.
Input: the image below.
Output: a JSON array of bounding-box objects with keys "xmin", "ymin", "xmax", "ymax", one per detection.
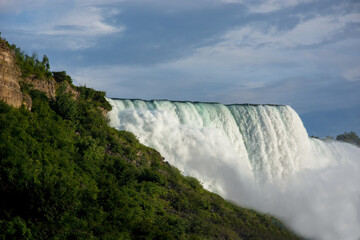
[
  {"xmin": 1, "ymin": 35, "xmax": 52, "ymax": 80},
  {"xmin": 14, "ymin": 48, "xmax": 52, "ymax": 80},
  {"xmin": 0, "ymin": 93, "xmax": 301, "ymax": 240},
  {"xmin": 0, "ymin": 36, "xmax": 301, "ymax": 239},
  {"xmin": 50, "ymin": 83, "xmax": 78, "ymax": 121},
  {"xmin": 52, "ymin": 71, "xmax": 73, "ymax": 85},
  {"xmin": 76, "ymin": 86, "xmax": 112, "ymax": 111},
  {"xmin": 0, "ymin": 90, "xmax": 301, "ymax": 239},
  {"xmin": 336, "ymin": 131, "xmax": 360, "ymax": 146},
  {"xmin": 312, "ymin": 131, "xmax": 360, "ymax": 147}
]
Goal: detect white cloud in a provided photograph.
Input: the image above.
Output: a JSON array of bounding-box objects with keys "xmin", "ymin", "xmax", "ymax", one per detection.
[
  {"xmin": 69, "ymin": 7, "xmax": 360, "ymax": 110},
  {"xmin": 41, "ymin": 6, "xmax": 124, "ymax": 37},
  {"xmin": 220, "ymin": 0, "xmax": 315, "ymax": 13},
  {"xmin": 1, "ymin": 0, "xmax": 125, "ymax": 49},
  {"xmin": 153, "ymin": 10, "xmax": 360, "ymax": 91},
  {"xmin": 249, "ymin": 0, "xmax": 314, "ymax": 13},
  {"xmin": 220, "ymin": 12, "xmax": 360, "ymax": 48},
  {"xmin": 4, "ymin": 0, "xmax": 357, "ymax": 110},
  {"xmin": 343, "ymin": 68, "xmax": 360, "ymax": 82}
]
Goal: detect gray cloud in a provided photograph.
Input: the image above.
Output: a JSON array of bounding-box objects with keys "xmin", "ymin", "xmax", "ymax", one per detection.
[{"xmin": 1, "ymin": 0, "xmax": 359, "ymax": 135}]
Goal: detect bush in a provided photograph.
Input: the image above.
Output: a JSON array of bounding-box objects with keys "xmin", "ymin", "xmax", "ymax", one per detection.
[
  {"xmin": 336, "ymin": 131, "xmax": 360, "ymax": 146},
  {"xmin": 50, "ymin": 83, "xmax": 78, "ymax": 121},
  {"xmin": 52, "ymin": 71, "xmax": 73, "ymax": 84}
]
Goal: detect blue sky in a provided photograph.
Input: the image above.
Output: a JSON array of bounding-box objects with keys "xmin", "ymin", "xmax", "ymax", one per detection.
[{"xmin": 0, "ymin": 0, "xmax": 359, "ymax": 137}]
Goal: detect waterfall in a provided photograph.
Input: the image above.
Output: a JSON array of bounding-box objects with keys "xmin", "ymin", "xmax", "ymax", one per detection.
[{"xmin": 107, "ymin": 98, "xmax": 360, "ymax": 240}]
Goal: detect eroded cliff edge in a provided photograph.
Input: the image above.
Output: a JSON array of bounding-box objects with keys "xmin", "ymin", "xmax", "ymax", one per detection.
[
  {"xmin": 0, "ymin": 41, "xmax": 24, "ymax": 108},
  {"xmin": 0, "ymin": 39, "xmax": 71, "ymax": 110}
]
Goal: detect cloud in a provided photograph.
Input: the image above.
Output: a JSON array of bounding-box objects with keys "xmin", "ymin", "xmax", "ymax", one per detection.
[
  {"xmin": 250, "ymin": 0, "xmax": 314, "ymax": 13},
  {"xmin": 70, "ymin": 45, "xmax": 360, "ymax": 113},
  {"xmin": 221, "ymin": 0, "xmax": 315, "ymax": 13},
  {"xmin": 40, "ymin": 6, "xmax": 124, "ymax": 37},
  {"xmin": 1, "ymin": 0, "xmax": 359, "ymax": 135},
  {"xmin": 343, "ymin": 68, "xmax": 360, "ymax": 82},
  {"xmin": 0, "ymin": 0, "xmax": 125, "ymax": 49},
  {"xmin": 219, "ymin": 12, "xmax": 360, "ymax": 49},
  {"xmin": 55, "ymin": 0, "xmax": 358, "ymax": 107}
]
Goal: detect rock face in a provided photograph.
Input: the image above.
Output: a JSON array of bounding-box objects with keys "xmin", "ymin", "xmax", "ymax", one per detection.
[
  {"xmin": 0, "ymin": 41, "xmax": 23, "ymax": 108},
  {"xmin": 0, "ymin": 39, "xmax": 84, "ymax": 111},
  {"xmin": 23, "ymin": 78, "xmax": 56, "ymax": 99},
  {"xmin": 0, "ymin": 40, "xmax": 60, "ymax": 109}
]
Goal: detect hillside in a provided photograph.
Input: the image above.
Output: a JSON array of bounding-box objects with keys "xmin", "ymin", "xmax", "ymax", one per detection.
[{"xmin": 0, "ymin": 36, "xmax": 301, "ymax": 239}]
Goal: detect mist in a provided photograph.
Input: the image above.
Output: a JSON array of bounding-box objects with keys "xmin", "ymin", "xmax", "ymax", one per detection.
[{"xmin": 107, "ymin": 99, "xmax": 360, "ymax": 240}]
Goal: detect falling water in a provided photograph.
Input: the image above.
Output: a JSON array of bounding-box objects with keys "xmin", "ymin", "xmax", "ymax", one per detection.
[{"xmin": 107, "ymin": 99, "xmax": 360, "ymax": 240}]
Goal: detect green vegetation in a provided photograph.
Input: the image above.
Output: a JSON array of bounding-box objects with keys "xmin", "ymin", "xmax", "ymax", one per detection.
[
  {"xmin": 76, "ymin": 86, "xmax": 112, "ymax": 111},
  {"xmin": 336, "ymin": 131, "xmax": 360, "ymax": 147},
  {"xmin": 0, "ymin": 35, "xmax": 51, "ymax": 80},
  {"xmin": 13, "ymin": 49, "xmax": 52, "ymax": 79},
  {"xmin": 0, "ymin": 36, "xmax": 300, "ymax": 239},
  {"xmin": 311, "ymin": 132, "xmax": 360, "ymax": 147},
  {"xmin": 0, "ymin": 87, "xmax": 300, "ymax": 239},
  {"xmin": 52, "ymin": 71, "xmax": 73, "ymax": 85}
]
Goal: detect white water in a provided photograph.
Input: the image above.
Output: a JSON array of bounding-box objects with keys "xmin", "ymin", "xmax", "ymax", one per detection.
[{"xmin": 107, "ymin": 99, "xmax": 360, "ymax": 240}]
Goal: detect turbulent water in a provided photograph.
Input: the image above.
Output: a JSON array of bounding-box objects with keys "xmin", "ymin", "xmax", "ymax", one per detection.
[{"xmin": 107, "ymin": 99, "xmax": 360, "ymax": 240}]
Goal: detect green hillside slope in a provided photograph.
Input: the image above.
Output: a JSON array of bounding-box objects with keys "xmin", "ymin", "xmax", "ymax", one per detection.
[{"xmin": 0, "ymin": 37, "xmax": 301, "ymax": 239}]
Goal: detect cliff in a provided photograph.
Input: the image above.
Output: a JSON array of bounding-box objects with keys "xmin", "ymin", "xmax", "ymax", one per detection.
[
  {"xmin": 0, "ymin": 39, "xmax": 73, "ymax": 110},
  {"xmin": 0, "ymin": 41, "xmax": 23, "ymax": 108}
]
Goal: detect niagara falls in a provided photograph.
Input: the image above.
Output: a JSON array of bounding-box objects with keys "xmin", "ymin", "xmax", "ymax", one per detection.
[
  {"xmin": 2, "ymin": 0, "xmax": 359, "ymax": 239},
  {"xmin": 108, "ymin": 99, "xmax": 360, "ymax": 240}
]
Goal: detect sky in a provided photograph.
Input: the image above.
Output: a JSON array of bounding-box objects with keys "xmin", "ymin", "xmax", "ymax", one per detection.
[{"xmin": 0, "ymin": 0, "xmax": 359, "ymax": 137}]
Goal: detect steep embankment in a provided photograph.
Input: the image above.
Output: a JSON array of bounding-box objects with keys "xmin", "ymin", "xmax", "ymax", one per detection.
[{"xmin": 0, "ymin": 37, "xmax": 301, "ymax": 239}]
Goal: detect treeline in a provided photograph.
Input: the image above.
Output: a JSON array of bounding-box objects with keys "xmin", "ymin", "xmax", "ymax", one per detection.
[
  {"xmin": 1, "ymin": 34, "xmax": 79, "ymax": 87},
  {"xmin": 11, "ymin": 46, "xmax": 52, "ymax": 80},
  {"xmin": 311, "ymin": 131, "xmax": 360, "ymax": 147},
  {"xmin": 336, "ymin": 131, "xmax": 360, "ymax": 146},
  {"xmin": 1, "ymin": 33, "xmax": 51, "ymax": 80}
]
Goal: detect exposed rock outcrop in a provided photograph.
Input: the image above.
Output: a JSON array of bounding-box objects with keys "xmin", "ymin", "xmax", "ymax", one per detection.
[
  {"xmin": 0, "ymin": 39, "xmax": 107, "ymax": 117},
  {"xmin": 0, "ymin": 41, "xmax": 23, "ymax": 108},
  {"xmin": 23, "ymin": 78, "xmax": 56, "ymax": 99},
  {"xmin": 0, "ymin": 40, "xmax": 76, "ymax": 109}
]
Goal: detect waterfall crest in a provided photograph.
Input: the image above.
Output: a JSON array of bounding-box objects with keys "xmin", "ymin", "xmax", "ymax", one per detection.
[{"xmin": 107, "ymin": 98, "xmax": 360, "ymax": 240}]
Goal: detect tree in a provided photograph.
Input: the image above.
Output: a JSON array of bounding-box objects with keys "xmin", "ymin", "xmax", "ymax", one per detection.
[
  {"xmin": 42, "ymin": 54, "xmax": 50, "ymax": 71},
  {"xmin": 52, "ymin": 71, "xmax": 73, "ymax": 84},
  {"xmin": 336, "ymin": 131, "xmax": 360, "ymax": 146},
  {"xmin": 50, "ymin": 83, "xmax": 78, "ymax": 121}
]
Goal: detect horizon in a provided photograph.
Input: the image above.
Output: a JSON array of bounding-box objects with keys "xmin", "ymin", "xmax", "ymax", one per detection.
[{"xmin": 0, "ymin": 0, "xmax": 359, "ymax": 137}]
